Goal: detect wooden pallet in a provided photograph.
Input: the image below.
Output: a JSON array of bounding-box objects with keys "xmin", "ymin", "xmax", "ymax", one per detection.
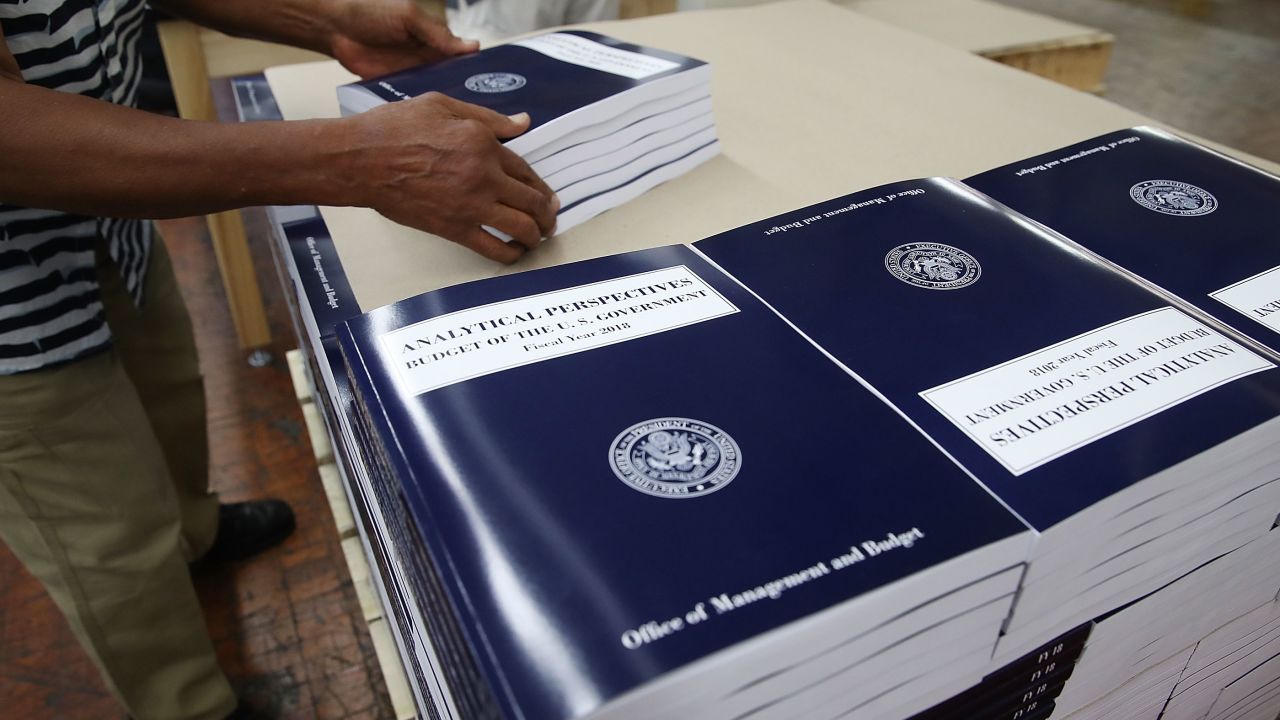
[
  {"xmin": 287, "ymin": 350, "xmax": 418, "ymax": 720},
  {"xmin": 980, "ymin": 36, "xmax": 1113, "ymax": 94},
  {"xmin": 621, "ymin": 0, "xmax": 679, "ymax": 18},
  {"xmin": 836, "ymin": 0, "xmax": 1113, "ymax": 93},
  {"xmin": 689, "ymin": 0, "xmax": 1116, "ymax": 94}
]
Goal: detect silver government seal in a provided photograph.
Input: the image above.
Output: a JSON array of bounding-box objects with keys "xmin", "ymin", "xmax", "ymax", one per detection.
[
  {"xmin": 885, "ymin": 243, "xmax": 982, "ymax": 290},
  {"xmin": 464, "ymin": 72, "xmax": 527, "ymax": 93},
  {"xmin": 610, "ymin": 418, "xmax": 741, "ymax": 499},
  {"xmin": 1129, "ymin": 180, "xmax": 1217, "ymax": 216}
]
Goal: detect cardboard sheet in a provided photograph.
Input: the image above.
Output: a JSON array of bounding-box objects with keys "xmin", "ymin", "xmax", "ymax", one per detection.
[
  {"xmin": 263, "ymin": 0, "xmax": 1265, "ymax": 311},
  {"xmin": 835, "ymin": 0, "xmax": 1108, "ymax": 55}
]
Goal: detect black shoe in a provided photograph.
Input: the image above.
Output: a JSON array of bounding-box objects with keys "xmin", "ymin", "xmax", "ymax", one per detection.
[
  {"xmin": 130, "ymin": 698, "xmax": 275, "ymax": 720},
  {"xmin": 224, "ymin": 701, "xmax": 274, "ymax": 720},
  {"xmin": 202, "ymin": 500, "xmax": 297, "ymax": 563}
]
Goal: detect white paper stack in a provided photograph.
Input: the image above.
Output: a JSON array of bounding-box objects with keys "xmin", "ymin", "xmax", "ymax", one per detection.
[
  {"xmin": 337, "ymin": 31, "xmax": 718, "ymax": 235},
  {"xmin": 336, "ymin": 243, "xmax": 1039, "ymax": 720},
  {"xmin": 993, "ymin": 423, "xmax": 1280, "ymax": 666},
  {"xmin": 1049, "ymin": 528, "xmax": 1280, "ymax": 717},
  {"xmin": 687, "ymin": 175, "xmax": 1280, "ymax": 676},
  {"xmin": 1163, "ymin": 600, "xmax": 1280, "ymax": 720},
  {"xmin": 651, "ymin": 564, "xmax": 1024, "ymax": 720},
  {"xmin": 1053, "ymin": 648, "xmax": 1193, "ymax": 720},
  {"xmin": 1197, "ymin": 651, "xmax": 1280, "ymax": 720},
  {"xmin": 618, "ymin": 561, "xmax": 1026, "ymax": 720}
]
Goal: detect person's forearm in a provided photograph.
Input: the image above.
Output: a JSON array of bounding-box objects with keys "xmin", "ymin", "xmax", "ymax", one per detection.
[
  {"xmin": 0, "ymin": 79, "xmax": 365, "ymax": 218},
  {"xmin": 151, "ymin": 0, "xmax": 340, "ymax": 55},
  {"xmin": 152, "ymin": 0, "xmax": 476, "ymax": 87}
]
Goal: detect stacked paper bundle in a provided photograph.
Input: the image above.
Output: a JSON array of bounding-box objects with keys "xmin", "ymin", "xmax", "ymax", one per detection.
[
  {"xmin": 328, "ymin": 167, "xmax": 1280, "ymax": 720},
  {"xmin": 338, "ymin": 244, "xmax": 1034, "ymax": 720},
  {"xmin": 1197, "ymin": 657, "xmax": 1280, "ymax": 720},
  {"xmin": 338, "ymin": 31, "xmax": 718, "ymax": 235},
  {"xmin": 1042, "ymin": 528, "xmax": 1280, "ymax": 720},
  {"xmin": 694, "ymin": 175, "xmax": 1280, "ymax": 672},
  {"xmin": 1066, "ymin": 650, "xmax": 1196, "ymax": 720},
  {"xmin": 1051, "ymin": 529, "xmax": 1280, "ymax": 718},
  {"xmin": 1163, "ymin": 600, "xmax": 1280, "ymax": 720},
  {"xmin": 962, "ymin": 127, "xmax": 1280, "ymax": 665},
  {"xmin": 907, "ymin": 624, "xmax": 1091, "ymax": 720},
  {"xmin": 277, "ymin": 218, "xmax": 360, "ymax": 393},
  {"xmin": 269, "ymin": 216, "xmax": 459, "ymax": 716},
  {"xmin": 990, "ymin": 425, "xmax": 1280, "ymax": 666}
]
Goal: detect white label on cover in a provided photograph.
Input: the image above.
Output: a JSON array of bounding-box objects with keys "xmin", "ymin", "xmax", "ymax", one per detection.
[
  {"xmin": 920, "ymin": 307, "xmax": 1273, "ymax": 475},
  {"xmin": 382, "ymin": 266, "xmax": 738, "ymax": 396},
  {"xmin": 1210, "ymin": 265, "xmax": 1280, "ymax": 334},
  {"xmin": 512, "ymin": 33, "xmax": 680, "ymax": 80}
]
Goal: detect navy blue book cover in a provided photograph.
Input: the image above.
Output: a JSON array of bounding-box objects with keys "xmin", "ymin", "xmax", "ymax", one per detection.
[
  {"xmin": 339, "ymin": 245, "xmax": 1027, "ymax": 720},
  {"xmin": 230, "ymin": 73, "xmax": 283, "ymax": 122},
  {"xmin": 283, "ymin": 218, "xmax": 361, "ymax": 340},
  {"xmin": 334, "ymin": 325, "xmax": 506, "ymax": 718},
  {"xmin": 966, "ymin": 127, "xmax": 1280, "ymax": 359},
  {"xmin": 694, "ymin": 178, "xmax": 1280, "ymax": 531},
  {"xmin": 342, "ymin": 30, "xmax": 704, "ymax": 134}
]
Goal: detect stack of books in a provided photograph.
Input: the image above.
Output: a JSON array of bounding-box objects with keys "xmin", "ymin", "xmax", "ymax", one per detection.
[
  {"xmin": 1063, "ymin": 649, "xmax": 1196, "ymax": 720},
  {"xmin": 908, "ymin": 623, "xmax": 1091, "ymax": 720},
  {"xmin": 1194, "ymin": 657, "xmax": 1280, "ymax": 720},
  {"xmin": 694, "ymin": 168, "xmax": 1280, "ymax": 667},
  {"xmin": 264, "ymin": 117, "xmax": 1280, "ymax": 719},
  {"xmin": 337, "ymin": 31, "xmax": 718, "ymax": 236},
  {"xmin": 273, "ymin": 216, "xmax": 461, "ymax": 715},
  {"xmin": 961, "ymin": 127, "xmax": 1280, "ymax": 663},
  {"xmin": 1051, "ymin": 528, "xmax": 1280, "ymax": 718},
  {"xmin": 280, "ymin": 217, "xmax": 359, "ymax": 391},
  {"xmin": 338, "ymin": 243, "xmax": 1034, "ymax": 720},
  {"xmin": 1163, "ymin": 598, "xmax": 1280, "ymax": 720}
]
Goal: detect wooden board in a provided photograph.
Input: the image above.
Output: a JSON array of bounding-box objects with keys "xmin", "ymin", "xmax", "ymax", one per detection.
[
  {"xmin": 368, "ymin": 618, "xmax": 420, "ymax": 720},
  {"xmin": 300, "ymin": 401, "xmax": 334, "ymax": 466},
  {"xmin": 705, "ymin": 0, "xmax": 1114, "ymax": 92},
  {"xmin": 835, "ymin": 0, "xmax": 1106, "ymax": 56},
  {"xmin": 621, "ymin": 0, "xmax": 679, "ymax": 18},
  {"xmin": 318, "ymin": 464, "xmax": 357, "ymax": 539},
  {"xmin": 837, "ymin": 0, "xmax": 1115, "ymax": 93},
  {"xmin": 985, "ymin": 37, "xmax": 1112, "ymax": 94}
]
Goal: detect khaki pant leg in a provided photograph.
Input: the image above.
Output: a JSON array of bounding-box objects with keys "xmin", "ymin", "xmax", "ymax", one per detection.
[
  {"xmin": 96, "ymin": 236, "xmax": 219, "ymax": 560},
  {"xmin": 0, "ymin": 351, "xmax": 237, "ymax": 720}
]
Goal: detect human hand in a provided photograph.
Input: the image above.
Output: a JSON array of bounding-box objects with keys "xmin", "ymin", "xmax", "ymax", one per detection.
[
  {"xmin": 327, "ymin": 0, "xmax": 479, "ymax": 79},
  {"xmin": 341, "ymin": 93, "xmax": 559, "ymax": 263}
]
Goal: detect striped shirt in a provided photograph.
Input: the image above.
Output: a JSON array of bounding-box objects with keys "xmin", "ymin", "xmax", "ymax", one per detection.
[{"xmin": 0, "ymin": 0, "xmax": 151, "ymax": 374}]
